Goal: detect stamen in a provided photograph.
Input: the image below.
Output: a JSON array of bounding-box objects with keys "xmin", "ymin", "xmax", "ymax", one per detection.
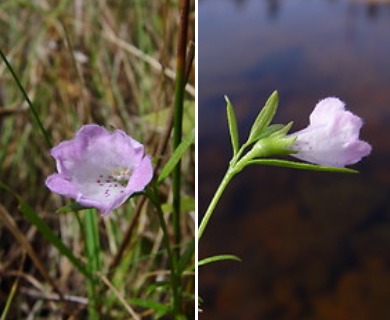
[{"xmin": 110, "ymin": 167, "xmax": 133, "ymax": 184}]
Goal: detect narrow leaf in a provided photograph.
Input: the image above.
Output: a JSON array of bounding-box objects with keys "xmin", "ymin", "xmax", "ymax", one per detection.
[
  {"xmin": 56, "ymin": 202, "xmax": 91, "ymax": 214},
  {"xmin": 0, "ymin": 181, "xmax": 92, "ymax": 279},
  {"xmin": 248, "ymin": 159, "xmax": 358, "ymax": 173},
  {"xmin": 0, "ymin": 48, "xmax": 52, "ymax": 148},
  {"xmin": 84, "ymin": 209, "xmax": 101, "ymax": 319},
  {"xmin": 252, "ymin": 123, "xmax": 285, "ymax": 141},
  {"xmin": 0, "ymin": 262, "xmax": 20, "ymax": 320},
  {"xmin": 198, "ymin": 254, "xmax": 241, "ymax": 267},
  {"xmin": 224, "ymin": 95, "xmax": 240, "ymax": 155},
  {"xmin": 158, "ymin": 129, "xmax": 194, "ymax": 183},
  {"xmin": 129, "ymin": 297, "xmax": 171, "ymax": 318},
  {"xmin": 269, "ymin": 121, "xmax": 293, "ymax": 137},
  {"xmin": 248, "ymin": 90, "xmax": 279, "ymax": 144}
]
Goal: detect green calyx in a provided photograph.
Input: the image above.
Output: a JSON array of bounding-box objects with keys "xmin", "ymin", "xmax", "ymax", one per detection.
[
  {"xmin": 250, "ymin": 132, "xmax": 296, "ymax": 158},
  {"xmin": 247, "ymin": 90, "xmax": 279, "ymax": 144}
]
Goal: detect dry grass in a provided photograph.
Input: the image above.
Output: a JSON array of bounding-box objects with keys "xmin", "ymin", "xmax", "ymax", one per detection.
[{"xmin": 0, "ymin": 0, "xmax": 195, "ymax": 318}]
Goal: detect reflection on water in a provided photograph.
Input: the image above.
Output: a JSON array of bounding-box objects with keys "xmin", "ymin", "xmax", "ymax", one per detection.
[{"xmin": 199, "ymin": 0, "xmax": 390, "ymax": 319}]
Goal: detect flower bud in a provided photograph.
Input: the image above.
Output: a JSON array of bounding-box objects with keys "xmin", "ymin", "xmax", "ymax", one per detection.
[{"xmin": 289, "ymin": 97, "xmax": 372, "ymax": 167}]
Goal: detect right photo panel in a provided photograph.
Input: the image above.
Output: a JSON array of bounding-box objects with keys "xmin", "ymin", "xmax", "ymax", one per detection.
[{"xmin": 198, "ymin": 1, "xmax": 390, "ymax": 319}]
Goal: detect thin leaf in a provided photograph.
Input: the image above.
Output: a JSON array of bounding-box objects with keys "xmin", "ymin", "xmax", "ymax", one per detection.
[
  {"xmin": 0, "ymin": 181, "xmax": 92, "ymax": 279},
  {"xmin": 0, "ymin": 260, "xmax": 21, "ymax": 320},
  {"xmin": 158, "ymin": 129, "xmax": 194, "ymax": 183},
  {"xmin": 84, "ymin": 209, "xmax": 101, "ymax": 319},
  {"xmin": 269, "ymin": 121, "xmax": 293, "ymax": 137},
  {"xmin": 56, "ymin": 202, "xmax": 91, "ymax": 214},
  {"xmin": 198, "ymin": 254, "xmax": 242, "ymax": 267},
  {"xmin": 251, "ymin": 123, "xmax": 287, "ymax": 142},
  {"xmin": 0, "ymin": 48, "xmax": 52, "ymax": 148},
  {"xmin": 129, "ymin": 297, "xmax": 171, "ymax": 318},
  {"xmin": 247, "ymin": 90, "xmax": 279, "ymax": 144},
  {"xmin": 224, "ymin": 95, "xmax": 240, "ymax": 155},
  {"xmin": 248, "ymin": 159, "xmax": 358, "ymax": 173}
]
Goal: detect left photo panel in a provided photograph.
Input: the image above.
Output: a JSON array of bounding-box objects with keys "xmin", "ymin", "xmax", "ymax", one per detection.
[{"xmin": 0, "ymin": 1, "xmax": 195, "ymax": 319}]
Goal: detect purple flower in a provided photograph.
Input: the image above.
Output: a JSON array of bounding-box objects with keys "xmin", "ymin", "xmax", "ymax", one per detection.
[
  {"xmin": 46, "ymin": 125, "xmax": 153, "ymax": 215},
  {"xmin": 289, "ymin": 97, "xmax": 372, "ymax": 167}
]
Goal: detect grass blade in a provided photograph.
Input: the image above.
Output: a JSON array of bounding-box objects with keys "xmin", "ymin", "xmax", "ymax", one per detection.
[
  {"xmin": 198, "ymin": 254, "xmax": 242, "ymax": 267},
  {"xmin": 0, "ymin": 180, "xmax": 92, "ymax": 279},
  {"xmin": 225, "ymin": 95, "xmax": 240, "ymax": 155},
  {"xmin": 0, "ymin": 48, "xmax": 52, "ymax": 148},
  {"xmin": 84, "ymin": 209, "xmax": 101, "ymax": 319},
  {"xmin": 248, "ymin": 158, "xmax": 358, "ymax": 173},
  {"xmin": 0, "ymin": 275, "xmax": 18, "ymax": 320},
  {"xmin": 158, "ymin": 129, "xmax": 194, "ymax": 184}
]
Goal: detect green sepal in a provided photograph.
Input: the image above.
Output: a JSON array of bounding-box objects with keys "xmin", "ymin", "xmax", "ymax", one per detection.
[
  {"xmin": 198, "ymin": 254, "xmax": 241, "ymax": 267},
  {"xmin": 252, "ymin": 124, "xmax": 285, "ymax": 141},
  {"xmin": 225, "ymin": 95, "xmax": 240, "ymax": 156},
  {"xmin": 247, "ymin": 90, "xmax": 279, "ymax": 144},
  {"xmin": 271, "ymin": 121, "xmax": 293, "ymax": 137},
  {"xmin": 250, "ymin": 133, "xmax": 296, "ymax": 159},
  {"xmin": 253, "ymin": 121, "xmax": 293, "ymax": 142},
  {"xmin": 248, "ymin": 158, "xmax": 359, "ymax": 173},
  {"xmin": 56, "ymin": 202, "xmax": 91, "ymax": 214}
]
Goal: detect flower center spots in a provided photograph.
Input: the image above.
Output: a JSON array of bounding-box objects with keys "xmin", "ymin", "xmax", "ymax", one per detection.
[
  {"xmin": 111, "ymin": 167, "xmax": 133, "ymax": 183},
  {"xmin": 95, "ymin": 167, "xmax": 133, "ymax": 198}
]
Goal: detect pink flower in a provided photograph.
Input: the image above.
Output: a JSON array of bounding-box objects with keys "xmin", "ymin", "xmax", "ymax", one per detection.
[
  {"xmin": 46, "ymin": 125, "xmax": 153, "ymax": 215},
  {"xmin": 289, "ymin": 97, "xmax": 372, "ymax": 167}
]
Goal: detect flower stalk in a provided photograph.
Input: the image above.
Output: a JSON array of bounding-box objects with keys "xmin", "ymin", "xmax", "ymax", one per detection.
[
  {"xmin": 198, "ymin": 167, "xmax": 235, "ymax": 241},
  {"xmin": 198, "ymin": 91, "xmax": 372, "ymax": 251},
  {"xmin": 84, "ymin": 209, "xmax": 101, "ymax": 319}
]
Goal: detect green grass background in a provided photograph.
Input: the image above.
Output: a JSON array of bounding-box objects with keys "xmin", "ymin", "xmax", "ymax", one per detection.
[{"xmin": 0, "ymin": 1, "xmax": 195, "ymax": 318}]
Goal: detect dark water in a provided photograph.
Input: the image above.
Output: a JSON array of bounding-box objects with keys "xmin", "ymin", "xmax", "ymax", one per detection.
[{"xmin": 199, "ymin": 0, "xmax": 390, "ymax": 319}]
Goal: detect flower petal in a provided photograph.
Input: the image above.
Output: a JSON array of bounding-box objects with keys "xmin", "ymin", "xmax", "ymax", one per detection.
[
  {"xmin": 290, "ymin": 98, "xmax": 372, "ymax": 167},
  {"xmin": 127, "ymin": 155, "xmax": 153, "ymax": 193},
  {"xmin": 46, "ymin": 124, "xmax": 153, "ymax": 215},
  {"xmin": 46, "ymin": 174, "xmax": 80, "ymax": 198}
]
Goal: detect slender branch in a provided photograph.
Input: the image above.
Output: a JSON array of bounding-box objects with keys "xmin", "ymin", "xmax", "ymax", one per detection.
[
  {"xmin": 198, "ymin": 168, "xmax": 236, "ymax": 241},
  {"xmin": 84, "ymin": 209, "xmax": 101, "ymax": 319}
]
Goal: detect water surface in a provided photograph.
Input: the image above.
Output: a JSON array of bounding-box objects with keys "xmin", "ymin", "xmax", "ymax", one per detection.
[{"xmin": 199, "ymin": 0, "xmax": 390, "ymax": 319}]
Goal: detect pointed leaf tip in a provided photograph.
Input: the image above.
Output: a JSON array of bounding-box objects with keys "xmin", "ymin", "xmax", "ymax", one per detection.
[
  {"xmin": 225, "ymin": 96, "xmax": 240, "ymax": 156},
  {"xmin": 247, "ymin": 90, "xmax": 280, "ymax": 144}
]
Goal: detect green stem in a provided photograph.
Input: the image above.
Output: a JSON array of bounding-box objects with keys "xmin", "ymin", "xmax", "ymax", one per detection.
[
  {"xmin": 84, "ymin": 209, "xmax": 101, "ymax": 320},
  {"xmin": 172, "ymin": 0, "xmax": 190, "ymax": 254},
  {"xmin": 198, "ymin": 167, "xmax": 236, "ymax": 241},
  {"xmin": 198, "ymin": 142, "xmax": 251, "ymax": 241},
  {"xmin": 0, "ymin": 48, "xmax": 52, "ymax": 148},
  {"xmin": 148, "ymin": 186, "xmax": 181, "ymax": 317}
]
